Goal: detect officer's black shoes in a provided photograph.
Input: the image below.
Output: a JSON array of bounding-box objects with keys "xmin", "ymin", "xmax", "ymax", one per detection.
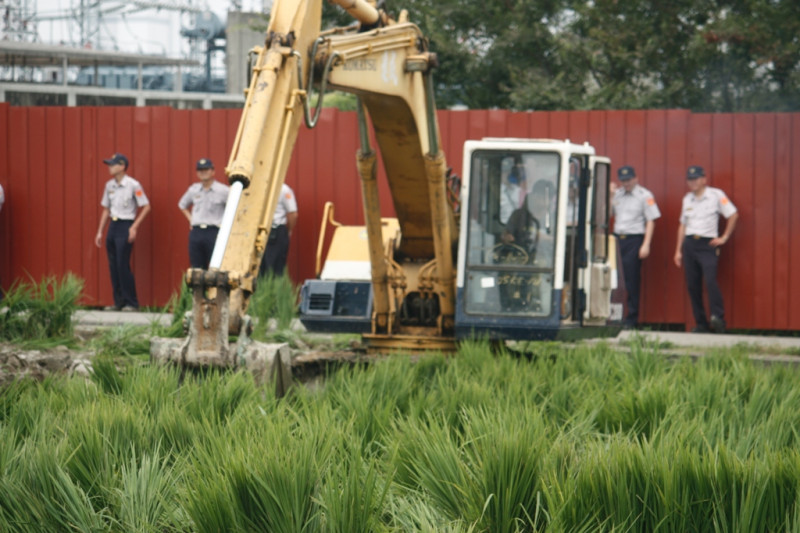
[
  {"xmin": 622, "ymin": 320, "xmax": 637, "ymax": 330},
  {"xmin": 710, "ymin": 315, "xmax": 726, "ymax": 334},
  {"xmin": 693, "ymin": 317, "xmax": 725, "ymax": 334}
]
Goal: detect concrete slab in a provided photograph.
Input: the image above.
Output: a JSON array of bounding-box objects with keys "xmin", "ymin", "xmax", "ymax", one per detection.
[
  {"xmin": 74, "ymin": 309, "xmax": 172, "ymax": 328},
  {"xmin": 614, "ymin": 330, "xmax": 800, "ymax": 352}
]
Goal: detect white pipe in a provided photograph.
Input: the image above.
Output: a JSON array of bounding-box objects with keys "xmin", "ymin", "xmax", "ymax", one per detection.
[{"xmin": 209, "ymin": 181, "xmax": 244, "ymax": 269}]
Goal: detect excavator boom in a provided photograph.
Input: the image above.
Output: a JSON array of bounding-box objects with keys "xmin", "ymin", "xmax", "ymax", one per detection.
[{"xmin": 153, "ymin": 0, "xmax": 458, "ymax": 370}]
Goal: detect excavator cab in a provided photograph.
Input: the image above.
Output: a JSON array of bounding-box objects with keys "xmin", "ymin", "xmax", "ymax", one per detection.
[
  {"xmin": 301, "ymin": 137, "xmax": 619, "ymax": 345},
  {"xmin": 456, "ymin": 138, "xmax": 616, "ymax": 340}
]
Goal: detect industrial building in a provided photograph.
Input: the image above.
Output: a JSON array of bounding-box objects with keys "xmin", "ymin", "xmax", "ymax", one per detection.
[{"xmin": 0, "ymin": 0, "xmax": 270, "ymax": 108}]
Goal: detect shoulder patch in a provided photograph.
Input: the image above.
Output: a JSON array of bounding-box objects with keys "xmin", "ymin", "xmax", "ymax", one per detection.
[
  {"xmin": 285, "ymin": 192, "xmax": 292, "ymax": 200},
  {"xmin": 647, "ymin": 197, "xmax": 655, "ymax": 206},
  {"xmin": 135, "ymin": 189, "xmax": 143, "ymax": 197},
  {"xmin": 720, "ymin": 196, "xmax": 729, "ymax": 205}
]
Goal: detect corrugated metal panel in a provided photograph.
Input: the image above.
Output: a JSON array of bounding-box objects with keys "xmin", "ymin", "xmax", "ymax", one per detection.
[
  {"xmin": 773, "ymin": 115, "xmax": 792, "ymax": 330},
  {"xmin": 753, "ymin": 114, "xmax": 775, "ymax": 329},
  {"xmin": 63, "ymin": 108, "xmax": 84, "ymax": 282},
  {"xmin": 0, "ymin": 104, "xmax": 8, "ymax": 284},
  {"xmin": 730, "ymin": 114, "xmax": 756, "ymax": 328},
  {"xmin": 664, "ymin": 110, "xmax": 693, "ymax": 322},
  {"xmin": 147, "ymin": 107, "xmax": 171, "ymax": 302},
  {"xmin": 1, "ymin": 103, "xmax": 799, "ymax": 331},
  {"xmin": 791, "ymin": 115, "xmax": 800, "ymax": 328},
  {"xmin": 638, "ymin": 110, "xmax": 666, "ymax": 325},
  {"xmin": 79, "ymin": 108, "xmax": 100, "ymax": 302}
]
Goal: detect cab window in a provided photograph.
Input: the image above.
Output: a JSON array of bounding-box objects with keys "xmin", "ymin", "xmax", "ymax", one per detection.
[
  {"xmin": 591, "ymin": 162, "xmax": 610, "ymax": 262},
  {"xmin": 463, "ymin": 150, "xmax": 560, "ymax": 317}
]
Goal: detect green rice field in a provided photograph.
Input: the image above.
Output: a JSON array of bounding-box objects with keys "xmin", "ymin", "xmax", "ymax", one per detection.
[{"xmin": 2, "ymin": 339, "xmax": 800, "ymax": 532}]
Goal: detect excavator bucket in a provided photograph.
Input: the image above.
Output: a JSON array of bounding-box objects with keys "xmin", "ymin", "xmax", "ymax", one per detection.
[
  {"xmin": 150, "ymin": 336, "xmax": 293, "ymax": 398},
  {"xmin": 149, "ymin": 270, "xmax": 293, "ymax": 397}
]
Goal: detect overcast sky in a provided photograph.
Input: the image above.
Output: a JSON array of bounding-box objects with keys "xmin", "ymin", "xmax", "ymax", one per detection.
[{"xmin": 33, "ymin": 0, "xmax": 266, "ymax": 56}]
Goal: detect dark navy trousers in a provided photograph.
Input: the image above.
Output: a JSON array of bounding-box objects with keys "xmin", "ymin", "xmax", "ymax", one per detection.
[
  {"xmin": 188, "ymin": 226, "xmax": 219, "ymax": 269},
  {"xmin": 618, "ymin": 234, "xmax": 644, "ymax": 325},
  {"xmin": 259, "ymin": 224, "xmax": 289, "ymax": 278},
  {"xmin": 682, "ymin": 236, "xmax": 724, "ymax": 327},
  {"xmin": 106, "ymin": 220, "xmax": 138, "ymax": 309}
]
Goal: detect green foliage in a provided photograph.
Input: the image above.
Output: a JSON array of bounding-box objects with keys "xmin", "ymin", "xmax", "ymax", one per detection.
[
  {"xmin": 350, "ymin": 0, "xmax": 800, "ymax": 112},
  {"xmin": 249, "ymin": 272, "xmax": 299, "ymax": 336},
  {"xmin": 318, "ymin": 444, "xmax": 391, "ymax": 533},
  {"xmin": 250, "ymin": 1, "xmax": 800, "ymax": 111},
  {"xmin": 113, "ymin": 445, "xmax": 181, "ymax": 532},
  {"xmin": 5, "ymin": 343, "xmax": 800, "ymax": 531},
  {"xmin": 158, "ymin": 281, "xmax": 193, "ymax": 339},
  {"xmin": 314, "ymin": 90, "xmax": 358, "ymax": 111},
  {"xmin": 90, "ymin": 356, "xmax": 125, "ymax": 395},
  {"xmin": 88, "ymin": 325, "xmax": 153, "ymax": 359},
  {"xmin": 0, "ymin": 274, "xmax": 83, "ymax": 344}
]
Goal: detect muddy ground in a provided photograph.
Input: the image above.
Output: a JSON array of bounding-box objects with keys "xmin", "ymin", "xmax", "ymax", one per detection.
[{"xmin": 0, "ymin": 340, "xmax": 369, "ymax": 389}]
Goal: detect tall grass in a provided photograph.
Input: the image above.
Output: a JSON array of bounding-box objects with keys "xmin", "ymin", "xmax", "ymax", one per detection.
[
  {"xmin": 88, "ymin": 324, "xmax": 156, "ymax": 359},
  {"xmin": 113, "ymin": 445, "xmax": 182, "ymax": 532},
  {"xmin": 318, "ymin": 443, "xmax": 390, "ymax": 533},
  {"xmin": 0, "ymin": 273, "xmax": 83, "ymax": 344},
  {"xmin": 156, "ymin": 281, "xmax": 193, "ymax": 338},
  {"xmin": 249, "ymin": 272, "xmax": 299, "ymax": 334},
  {"xmin": 4, "ymin": 337, "xmax": 800, "ymax": 531}
]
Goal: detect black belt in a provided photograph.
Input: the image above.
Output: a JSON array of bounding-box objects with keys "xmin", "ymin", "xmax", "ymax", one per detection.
[
  {"xmin": 686, "ymin": 235, "xmax": 712, "ymax": 241},
  {"xmin": 110, "ymin": 217, "xmax": 133, "ymax": 222},
  {"xmin": 271, "ymin": 224, "xmax": 286, "ymax": 229},
  {"xmin": 193, "ymin": 224, "xmax": 219, "ymax": 229},
  {"xmin": 617, "ymin": 234, "xmax": 643, "ymax": 240}
]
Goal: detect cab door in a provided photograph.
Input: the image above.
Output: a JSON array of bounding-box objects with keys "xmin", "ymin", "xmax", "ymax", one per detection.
[
  {"xmin": 584, "ymin": 156, "xmax": 613, "ymax": 322},
  {"xmin": 455, "ymin": 147, "xmax": 562, "ymax": 339}
]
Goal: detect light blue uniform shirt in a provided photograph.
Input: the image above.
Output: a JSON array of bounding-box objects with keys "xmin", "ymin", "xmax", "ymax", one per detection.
[
  {"xmin": 612, "ymin": 184, "xmax": 661, "ymax": 234},
  {"xmin": 101, "ymin": 175, "xmax": 149, "ymax": 220},
  {"xmin": 178, "ymin": 181, "xmax": 230, "ymax": 226},
  {"xmin": 680, "ymin": 186, "xmax": 737, "ymax": 238}
]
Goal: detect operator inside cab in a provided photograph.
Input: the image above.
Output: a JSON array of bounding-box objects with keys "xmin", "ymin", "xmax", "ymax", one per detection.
[{"xmin": 463, "ymin": 151, "xmax": 559, "ymax": 317}]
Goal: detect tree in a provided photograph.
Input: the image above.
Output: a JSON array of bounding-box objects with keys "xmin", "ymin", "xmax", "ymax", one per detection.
[
  {"xmin": 691, "ymin": 0, "xmax": 800, "ymax": 111},
  {"xmin": 300, "ymin": 0, "xmax": 800, "ymax": 111},
  {"xmin": 563, "ymin": 0, "xmax": 800, "ymax": 111},
  {"xmin": 384, "ymin": 0, "xmax": 800, "ymax": 111},
  {"xmin": 399, "ymin": 0, "xmax": 572, "ymax": 109}
]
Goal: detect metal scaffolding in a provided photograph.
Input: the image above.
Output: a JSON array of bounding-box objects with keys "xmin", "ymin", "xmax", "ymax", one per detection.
[{"xmin": 1, "ymin": 0, "xmax": 38, "ymax": 42}]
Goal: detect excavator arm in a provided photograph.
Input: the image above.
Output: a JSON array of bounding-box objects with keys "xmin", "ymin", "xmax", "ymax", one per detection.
[
  {"xmin": 314, "ymin": 9, "xmax": 457, "ymax": 348},
  {"xmin": 168, "ymin": 0, "xmax": 457, "ymax": 367},
  {"xmin": 178, "ymin": 0, "xmax": 324, "ymax": 367}
]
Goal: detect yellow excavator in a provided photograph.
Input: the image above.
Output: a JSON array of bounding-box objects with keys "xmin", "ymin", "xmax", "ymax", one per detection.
[{"xmin": 151, "ymin": 0, "xmax": 620, "ymax": 378}]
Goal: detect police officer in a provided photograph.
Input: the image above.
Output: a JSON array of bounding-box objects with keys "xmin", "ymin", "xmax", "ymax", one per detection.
[
  {"xmin": 673, "ymin": 165, "xmax": 738, "ymax": 333},
  {"xmin": 94, "ymin": 153, "xmax": 151, "ymax": 311},
  {"xmin": 178, "ymin": 158, "xmax": 230, "ymax": 269},
  {"xmin": 259, "ymin": 183, "xmax": 298, "ymax": 278},
  {"xmin": 611, "ymin": 165, "xmax": 661, "ymax": 328}
]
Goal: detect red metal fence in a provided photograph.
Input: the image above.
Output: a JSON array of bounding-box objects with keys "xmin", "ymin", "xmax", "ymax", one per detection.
[{"xmin": 1, "ymin": 104, "xmax": 798, "ymax": 330}]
